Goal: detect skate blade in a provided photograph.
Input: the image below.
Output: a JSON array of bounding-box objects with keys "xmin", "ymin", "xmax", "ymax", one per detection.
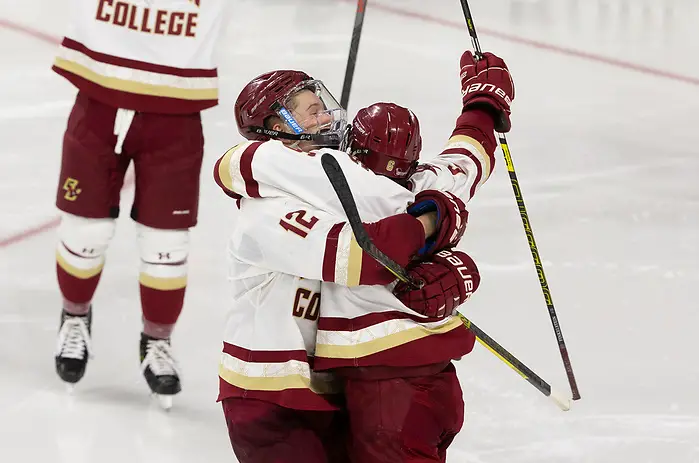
[
  {"xmin": 64, "ymin": 383, "xmax": 76, "ymax": 394},
  {"xmin": 154, "ymin": 394, "xmax": 173, "ymax": 411}
]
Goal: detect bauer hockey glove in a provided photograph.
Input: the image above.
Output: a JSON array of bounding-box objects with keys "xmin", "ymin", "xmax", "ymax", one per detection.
[
  {"xmin": 394, "ymin": 249, "xmax": 480, "ymax": 320},
  {"xmin": 407, "ymin": 190, "xmax": 468, "ymax": 256},
  {"xmin": 460, "ymin": 51, "xmax": 515, "ymax": 132}
]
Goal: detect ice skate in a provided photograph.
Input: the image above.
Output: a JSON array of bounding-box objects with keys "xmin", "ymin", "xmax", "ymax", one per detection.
[
  {"xmin": 140, "ymin": 333, "xmax": 181, "ymax": 410},
  {"xmin": 55, "ymin": 309, "xmax": 92, "ymax": 385}
]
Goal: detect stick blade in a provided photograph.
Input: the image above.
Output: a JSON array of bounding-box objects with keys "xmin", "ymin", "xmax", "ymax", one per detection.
[{"xmin": 550, "ymin": 387, "xmax": 572, "ymax": 411}]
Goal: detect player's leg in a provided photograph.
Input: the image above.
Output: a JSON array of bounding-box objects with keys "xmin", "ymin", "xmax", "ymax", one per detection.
[
  {"xmin": 436, "ymin": 432, "xmax": 458, "ymax": 463},
  {"xmin": 54, "ymin": 93, "xmax": 130, "ymax": 384},
  {"xmin": 129, "ymin": 111, "xmax": 204, "ymax": 401},
  {"xmin": 221, "ymin": 398, "xmax": 334, "ymax": 463},
  {"xmin": 433, "ymin": 364, "xmax": 464, "ymax": 463},
  {"xmin": 343, "ymin": 363, "xmax": 465, "ymax": 462},
  {"xmin": 308, "ymin": 408, "xmax": 351, "ymax": 463},
  {"xmin": 136, "ymin": 224, "xmax": 189, "ymax": 400}
]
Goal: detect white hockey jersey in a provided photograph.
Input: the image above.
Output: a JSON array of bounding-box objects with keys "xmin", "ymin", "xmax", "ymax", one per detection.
[
  {"xmin": 215, "ymin": 141, "xmax": 417, "ymax": 410},
  {"xmin": 53, "ymin": 0, "xmax": 229, "ymax": 113},
  {"xmin": 214, "ymin": 131, "xmax": 493, "ymax": 409},
  {"xmin": 315, "ymin": 132, "xmax": 494, "ymax": 370}
]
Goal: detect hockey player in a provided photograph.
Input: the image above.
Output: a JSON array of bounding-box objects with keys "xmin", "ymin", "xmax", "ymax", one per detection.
[
  {"xmin": 315, "ymin": 51, "xmax": 513, "ymax": 462},
  {"xmin": 52, "ymin": 0, "xmax": 230, "ymax": 406},
  {"xmin": 213, "ymin": 71, "xmax": 473, "ymax": 462},
  {"xmin": 214, "ymin": 50, "xmax": 514, "ymax": 462},
  {"xmin": 216, "ymin": 49, "xmax": 511, "ymax": 461}
]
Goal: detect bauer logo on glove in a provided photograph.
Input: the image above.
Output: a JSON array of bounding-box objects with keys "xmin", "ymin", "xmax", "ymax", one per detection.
[
  {"xmin": 459, "ymin": 51, "xmax": 515, "ymax": 133},
  {"xmin": 394, "ymin": 249, "xmax": 481, "ymax": 320}
]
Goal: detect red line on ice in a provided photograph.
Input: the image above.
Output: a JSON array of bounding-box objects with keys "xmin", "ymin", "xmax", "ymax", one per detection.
[
  {"xmin": 345, "ymin": 0, "xmax": 699, "ymax": 87},
  {"xmin": 1, "ymin": 8, "xmax": 698, "ymax": 248}
]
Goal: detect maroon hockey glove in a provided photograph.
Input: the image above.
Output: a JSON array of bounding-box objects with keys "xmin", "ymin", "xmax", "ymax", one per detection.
[
  {"xmin": 460, "ymin": 51, "xmax": 515, "ymax": 132},
  {"xmin": 394, "ymin": 249, "xmax": 480, "ymax": 319},
  {"xmin": 407, "ymin": 190, "xmax": 468, "ymax": 256}
]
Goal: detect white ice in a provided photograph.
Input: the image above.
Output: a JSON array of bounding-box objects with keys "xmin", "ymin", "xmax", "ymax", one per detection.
[{"xmin": 1, "ymin": 0, "xmax": 698, "ymax": 462}]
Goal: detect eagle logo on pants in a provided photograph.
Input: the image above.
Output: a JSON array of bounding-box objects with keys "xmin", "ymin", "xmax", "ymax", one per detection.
[{"xmin": 62, "ymin": 178, "xmax": 82, "ymax": 201}]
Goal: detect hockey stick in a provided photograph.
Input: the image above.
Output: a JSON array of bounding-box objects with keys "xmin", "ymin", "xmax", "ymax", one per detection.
[
  {"xmin": 321, "ymin": 153, "xmax": 571, "ymax": 411},
  {"xmin": 459, "ymin": 0, "xmax": 581, "ymax": 401},
  {"xmin": 340, "ymin": 0, "xmax": 368, "ymax": 108}
]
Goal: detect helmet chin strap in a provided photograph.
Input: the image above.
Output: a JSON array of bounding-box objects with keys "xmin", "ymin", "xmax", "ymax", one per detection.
[
  {"xmin": 250, "ymin": 126, "xmax": 314, "ymax": 141},
  {"xmin": 249, "ymin": 126, "xmax": 344, "ymax": 151}
]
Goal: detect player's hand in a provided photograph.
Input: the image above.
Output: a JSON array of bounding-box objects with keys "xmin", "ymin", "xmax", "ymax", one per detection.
[
  {"xmin": 460, "ymin": 51, "xmax": 514, "ymax": 132},
  {"xmin": 394, "ymin": 249, "xmax": 480, "ymax": 319},
  {"xmin": 407, "ymin": 190, "xmax": 468, "ymax": 256}
]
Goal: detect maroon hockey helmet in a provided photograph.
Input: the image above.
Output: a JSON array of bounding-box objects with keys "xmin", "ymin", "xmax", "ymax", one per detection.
[
  {"xmin": 235, "ymin": 70, "xmax": 348, "ymax": 148},
  {"xmin": 235, "ymin": 70, "xmax": 312, "ymax": 141},
  {"xmin": 350, "ymin": 103, "xmax": 422, "ymax": 180}
]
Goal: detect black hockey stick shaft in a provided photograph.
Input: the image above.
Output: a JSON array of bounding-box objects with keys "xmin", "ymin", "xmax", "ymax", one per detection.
[
  {"xmin": 321, "ymin": 153, "xmax": 570, "ymax": 411},
  {"xmin": 340, "ymin": 0, "xmax": 368, "ymax": 108},
  {"xmin": 321, "ymin": 154, "xmax": 422, "ymax": 289},
  {"xmin": 459, "ymin": 0, "xmax": 581, "ymax": 401}
]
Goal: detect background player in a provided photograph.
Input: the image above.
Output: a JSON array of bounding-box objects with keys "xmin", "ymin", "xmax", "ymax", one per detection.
[{"xmin": 52, "ymin": 0, "xmax": 230, "ymax": 408}]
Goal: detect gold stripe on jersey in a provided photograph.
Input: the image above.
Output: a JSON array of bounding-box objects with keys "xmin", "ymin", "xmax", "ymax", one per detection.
[
  {"xmin": 445, "ymin": 134, "xmax": 492, "ymax": 178},
  {"xmin": 315, "ymin": 316, "xmax": 463, "ymax": 359},
  {"xmin": 346, "ymin": 233, "xmax": 363, "ymax": 287},
  {"xmin": 218, "ymin": 364, "xmax": 340, "ymax": 395},
  {"xmin": 54, "ymin": 58, "xmax": 218, "ymax": 101},
  {"xmin": 139, "ymin": 273, "xmax": 188, "ymax": 290},
  {"xmin": 56, "ymin": 251, "xmax": 104, "ymax": 279},
  {"xmin": 216, "ymin": 145, "xmax": 241, "ymax": 194}
]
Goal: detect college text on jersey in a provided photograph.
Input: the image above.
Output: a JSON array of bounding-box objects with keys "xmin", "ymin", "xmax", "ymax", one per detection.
[{"xmin": 95, "ymin": 0, "xmax": 200, "ymax": 37}]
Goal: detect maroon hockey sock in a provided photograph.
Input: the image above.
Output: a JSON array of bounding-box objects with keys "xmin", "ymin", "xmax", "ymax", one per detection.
[
  {"xmin": 140, "ymin": 284, "xmax": 185, "ymax": 339},
  {"xmin": 56, "ymin": 262, "xmax": 102, "ymax": 310}
]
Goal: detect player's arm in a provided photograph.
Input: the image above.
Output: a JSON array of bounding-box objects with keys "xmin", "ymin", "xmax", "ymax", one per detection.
[
  {"xmin": 213, "ymin": 141, "xmax": 269, "ymax": 200},
  {"xmin": 213, "ymin": 140, "xmax": 329, "ymax": 200},
  {"xmin": 231, "ymin": 198, "xmax": 436, "ymax": 286},
  {"xmin": 411, "ymin": 51, "xmax": 514, "ymax": 203},
  {"xmin": 213, "ymin": 141, "xmax": 373, "ymax": 207}
]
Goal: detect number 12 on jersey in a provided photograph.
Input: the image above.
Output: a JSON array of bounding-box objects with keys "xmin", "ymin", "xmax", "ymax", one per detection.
[{"xmin": 279, "ymin": 210, "xmax": 319, "ymax": 238}]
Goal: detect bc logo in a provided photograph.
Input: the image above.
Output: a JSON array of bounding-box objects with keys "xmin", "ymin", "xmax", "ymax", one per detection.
[{"xmin": 62, "ymin": 178, "xmax": 82, "ymax": 201}]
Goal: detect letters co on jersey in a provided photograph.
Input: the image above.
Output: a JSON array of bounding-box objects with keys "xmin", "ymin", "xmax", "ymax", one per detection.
[{"xmin": 52, "ymin": 0, "xmax": 225, "ymax": 114}]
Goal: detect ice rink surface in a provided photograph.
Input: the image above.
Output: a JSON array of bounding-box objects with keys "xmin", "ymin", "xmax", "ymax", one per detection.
[{"xmin": 1, "ymin": 0, "xmax": 698, "ymax": 461}]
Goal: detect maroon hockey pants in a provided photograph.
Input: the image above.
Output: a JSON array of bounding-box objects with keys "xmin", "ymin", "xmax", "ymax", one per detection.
[
  {"xmin": 221, "ymin": 397, "xmax": 349, "ymax": 463},
  {"xmin": 343, "ymin": 363, "xmax": 464, "ymax": 462}
]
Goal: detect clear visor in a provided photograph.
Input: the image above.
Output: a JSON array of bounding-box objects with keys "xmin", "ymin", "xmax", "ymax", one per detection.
[{"xmin": 276, "ymin": 80, "xmax": 348, "ymax": 147}]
